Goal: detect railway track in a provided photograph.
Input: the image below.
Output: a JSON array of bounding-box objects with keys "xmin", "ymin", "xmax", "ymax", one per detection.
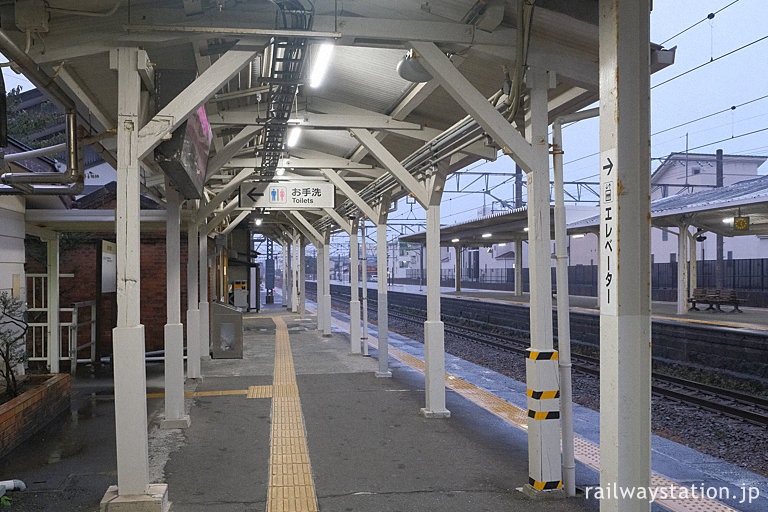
[{"xmin": 312, "ymin": 289, "xmax": 768, "ymax": 427}]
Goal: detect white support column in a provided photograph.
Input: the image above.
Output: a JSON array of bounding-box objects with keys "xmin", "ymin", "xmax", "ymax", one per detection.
[
  {"xmin": 689, "ymin": 232, "xmax": 698, "ymax": 296},
  {"xmin": 677, "ymin": 225, "xmax": 689, "ymax": 315},
  {"xmin": 349, "ymin": 220, "xmax": 361, "ymax": 354},
  {"xmin": 454, "ymin": 245, "xmax": 462, "ymax": 293},
  {"xmin": 108, "ymin": 47, "xmax": 152, "ymax": 499},
  {"xmin": 162, "ymin": 184, "xmax": 190, "ymax": 429},
  {"xmin": 375, "ymin": 220, "xmax": 390, "ymax": 377},
  {"xmin": 599, "ymin": 1, "xmax": 652, "ymax": 511},
  {"xmin": 361, "ymin": 221, "xmax": 370, "ymax": 353},
  {"xmin": 46, "ymin": 235, "xmax": 60, "ymax": 374},
  {"xmin": 322, "ymin": 232, "xmax": 332, "ymax": 337},
  {"xmin": 514, "ymin": 240, "xmax": 523, "ymax": 296},
  {"xmin": 186, "ymin": 205, "xmax": 201, "ymax": 380},
  {"xmin": 316, "ymin": 242, "xmax": 326, "ymax": 331},
  {"xmin": 199, "ymin": 231, "xmax": 210, "ymax": 358},
  {"xmin": 291, "ymin": 236, "xmax": 299, "ymax": 313},
  {"xmin": 523, "ymin": 67, "xmax": 561, "ymax": 495},
  {"xmin": 299, "ymin": 238, "xmax": 306, "ymax": 316},
  {"xmin": 281, "ymin": 241, "xmax": 289, "ymax": 307},
  {"xmin": 421, "ymin": 203, "xmax": 449, "ymax": 418}
]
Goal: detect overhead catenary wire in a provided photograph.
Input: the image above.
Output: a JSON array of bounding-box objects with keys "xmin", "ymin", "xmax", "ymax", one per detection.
[
  {"xmin": 659, "ymin": 0, "xmax": 742, "ymax": 46},
  {"xmin": 652, "ymin": 34, "xmax": 768, "ymax": 89}
]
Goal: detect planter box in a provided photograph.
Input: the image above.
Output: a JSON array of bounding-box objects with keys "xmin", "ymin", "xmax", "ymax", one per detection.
[{"xmin": 0, "ymin": 374, "xmax": 71, "ymax": 458}]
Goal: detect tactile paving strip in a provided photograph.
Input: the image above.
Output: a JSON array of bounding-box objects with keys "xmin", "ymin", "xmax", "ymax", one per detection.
[
  {"xmin": 328, "ymin": 313, "xmax": 740, "ymax": 512},
  {"xmin": 266, "ymin": 315, "xmax": 319, "ymax": 512}
]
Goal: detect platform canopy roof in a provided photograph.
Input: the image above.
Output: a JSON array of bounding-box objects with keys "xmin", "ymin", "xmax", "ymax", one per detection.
[
  {"xmin": 3, "ymin": 0, "xmax": 674, "ymax": 241},
  {"xmin": 568, "ymin": 174, "xmax": 768, "ymax": 237}
]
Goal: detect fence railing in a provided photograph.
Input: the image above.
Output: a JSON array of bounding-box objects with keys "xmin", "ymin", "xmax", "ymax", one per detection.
[{"xmin": 69, "ymin": 301, "xmax": 98, "ymax": 374}]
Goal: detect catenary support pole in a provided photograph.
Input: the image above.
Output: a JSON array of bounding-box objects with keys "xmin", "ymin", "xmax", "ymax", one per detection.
[
  {"xmin": 109, "ymin": 46, "xmax": 152, "ymax": 497},
  {"xmin": 162, "ymin": 182, "xmax": 190, "ymax": 429},
  {"xmin": 361, "ymin": 221, "xmax": 369, "ymax": 354},
  {"xmin": 677, "ymin": 225, "xmax": 689, "ymax": 315},
  {"xmin": 514, "ymin": 240, "xmax": 523, "ymax": 296},
  {"xmin": 522, "ymin": 67, "xmax": 561, "ymax": 495},
  {"xmin": 375, "ymin": 219, "xmax": 390, "ymax": 376},
  {"xmin": 421, "ymin": 202, "xmax": 450, "ymax": 417},
  {"xmin": 349, "ymin": 220, "xmax": 361, "ymax": 353},
  {"xmin": 454, "ymin": 245, "xmax": 461, "ymax": 292},
  {"xmin": 689, "ymin": 232, "xmax": 698, "ymax": 296},
  {"xmin": 46, "ymin": 235, "xmax": 60, "ymax": 374},
  {"xmin": 599, "ymin": 1, "xmax": 652, "ymax": 510},
  {"xmin": 186, "ymin": 203, "xmax": 201, "ymax": 380}
]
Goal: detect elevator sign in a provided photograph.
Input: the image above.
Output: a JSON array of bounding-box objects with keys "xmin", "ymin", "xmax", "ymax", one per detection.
[
  {"xmin": 239, "ymin": 182, "xmax": 335, "ymax": 209},
  {"xmin": 600, "ymin": 150, "xmax": 618, "ymax": 315}
]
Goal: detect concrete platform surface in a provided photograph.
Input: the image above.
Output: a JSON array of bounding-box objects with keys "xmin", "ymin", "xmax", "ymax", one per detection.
[{"xmin": 3, "ymin": 301, "xmax": 765, "ymax": 512}]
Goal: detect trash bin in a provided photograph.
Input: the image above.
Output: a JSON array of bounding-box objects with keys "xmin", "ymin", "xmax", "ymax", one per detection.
[{"xmin": 210, "ymin": 302, "xmax": 243, "ymax": 359}]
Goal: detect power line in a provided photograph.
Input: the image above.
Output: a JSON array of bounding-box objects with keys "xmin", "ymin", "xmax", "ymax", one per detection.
[
  {"xmin": 659, "ymin": 0, "xmax": 742, "ymax": 45},
  {"xmin": 654, "ymin": 126, "xmax": 768, "ymax": 158},
  {"xmin": 652, "ymin": 34, "xmax": 768, "ymax": 89}
]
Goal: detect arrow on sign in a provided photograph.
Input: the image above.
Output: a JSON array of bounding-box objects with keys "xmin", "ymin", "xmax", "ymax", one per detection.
[
  {"xmin": 603, "ymin": 158, "xmax": 614, "ymax": 175},
  {"xmin": 246, "ymin": 188, "xmax": 263, "ymax": 203}
]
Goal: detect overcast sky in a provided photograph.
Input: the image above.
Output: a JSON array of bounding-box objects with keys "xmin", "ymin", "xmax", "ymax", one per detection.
[{"xmin": 4, "ymin": 0, "xmax": 766, "ymax": 248}]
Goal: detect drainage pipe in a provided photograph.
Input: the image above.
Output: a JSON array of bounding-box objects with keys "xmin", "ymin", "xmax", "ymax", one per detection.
[
  {"xmin": 2, "ymin": 112, "xmax": 80, "ymax": 185},
  {"xmin": 552, "ymin": 106, "xmax": 599, "ymax": 498}
]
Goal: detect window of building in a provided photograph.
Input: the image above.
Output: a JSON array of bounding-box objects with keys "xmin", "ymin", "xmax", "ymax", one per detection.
[
  {"xmin": 727, "ymin": 251, "xmax": 733, "ymax": 260},
  {"xmin": 670, "ymin": 253, "xmax": 676, "ymax": 263},
  {"xmin": 662, "ymin": 230, "xmax": 668, "ymax": 241},
  {"xmin": 692, "ymin": 167, "xmax": 700, "ymax": 175}
]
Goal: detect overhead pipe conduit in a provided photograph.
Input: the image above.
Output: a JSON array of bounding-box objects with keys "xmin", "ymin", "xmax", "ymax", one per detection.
[{"xmin": 0, "ymin": 29, "xmax": 84, "ymax": 195}]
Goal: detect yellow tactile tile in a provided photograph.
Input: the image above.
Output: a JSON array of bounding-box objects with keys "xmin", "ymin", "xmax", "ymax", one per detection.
[
  {"xmin": 247, "ymin": 385, "xmax": 273, "ymax": 399},
  {"xmin": 327, "ymin": 313, "xmax": 741, "ymax": 512},
  {"xmin": 265, "ymin": 315, "xmax": 319, "ymax": 512}
]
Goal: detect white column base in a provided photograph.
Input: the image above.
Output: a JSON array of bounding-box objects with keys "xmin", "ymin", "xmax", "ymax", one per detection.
[
  {"xmin": 112, "ymin": 325, "xmax": 150, "ymax": 496},
  {"xmin": 100, "ymin": 484, "xmax": 169, "ymax": 512},
  {"xmin": 162, "ymin": 323, "xmax": 190, "ymax": 430},
  {"xmin": 375, "ymin": 370, "xmax": 392, "ymax": 378},
  {"xmin": 322, "ymin": 294, "xmax": 332, "ymax": 337},
  {"xmin": 349, "ymin": 300, "xmax": 361, "ymax": 354},
  {"xmin": 199, "ymin": 302, "xmax": 210, "ymax": 358},
  {"xmin": 186, "ymin": 309, "xmax": 201, "ymax": 380},
  {"xmin": 422, "ymin": 320, "xmax": 450, "ymax": 418}
]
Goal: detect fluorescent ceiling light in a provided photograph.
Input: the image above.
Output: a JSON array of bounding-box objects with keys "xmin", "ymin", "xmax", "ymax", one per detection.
[
  {"xmin": 722, "ymin": 217, "xmax": 734, "ymax": 224},
  {"xmin": 523, "ymin": 227, "xmax": 529, "ymax": 232},
  {"xmin": 451, "ymin": 238, "xmax": 460, "ymax": 243},
  {"xmin": 498, "ymin": 243, "xmax": 507, "ymax": 247},
  {"xmin": 309, "ymin": 43, "xmax": 334, "ymax": 88},
  {"xmin": 276, "ymin": 167, "xmax": 285, "ymax": 176},
  {"xmin": 481, "ymin": 233, "xmax": 492, "ymax": 238},
  {"xmin": 572, "ymin": 233, "xmax": 585, "ymax": 239},
  {"xmin": 286, "ymin": 127, "xmax": 302, "ymax": 147},
  {"xmin": 254, "ymin": 217, "xmax": 263, "ymax": 226}
]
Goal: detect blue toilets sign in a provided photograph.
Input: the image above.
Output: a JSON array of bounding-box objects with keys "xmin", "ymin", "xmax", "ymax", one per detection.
[{"xmin": 239, "ymin": 182, "xmax": 335, "ymax": 209}]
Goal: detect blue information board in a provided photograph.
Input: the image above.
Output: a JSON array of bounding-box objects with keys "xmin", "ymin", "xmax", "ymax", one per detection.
[{"xmin": 265, "ymin": 258, "xmax": 275, "ymax": 289}]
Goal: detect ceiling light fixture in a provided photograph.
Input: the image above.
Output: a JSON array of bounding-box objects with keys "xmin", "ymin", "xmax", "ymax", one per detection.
[
  {"xmin": 451, "ymin": 238, "xmax": 460, "ymax": 243},
  {"xmin": 481, "ymin": 233, "xmax": 492, "ymax": 238},
  {"xmin": 276, "ymin": 167, "xmax": 285, "ymax": 176},
  {"xmin": 722, "ymin": 217, "xmax": 734, "ymax": 224},
  {"xmin": 572, "ymin": 233, "xmax": 585, "ymax": 239},
  {"xmin": 286, "ymin": 127, "xmax": 302, "ymax": 147},
  {"xmin": 309, "ymin": 43, "xmax": 334, "ymax": 88},
  {"xmin": 254, "ymin": 217, "xmax": 263, "ymax": 226},
  {"xmin": 523, "ymin": 227, "xmax": 529, "ymax": 232},
  {"xmin": 498, "ymin": 243, "xmax": 507, "ymax": 247}
]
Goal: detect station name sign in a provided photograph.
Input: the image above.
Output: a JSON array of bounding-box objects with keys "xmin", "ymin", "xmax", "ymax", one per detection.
[{"xmin": 239, "ymin": 182, "xmax": 335, "ymax": 209}]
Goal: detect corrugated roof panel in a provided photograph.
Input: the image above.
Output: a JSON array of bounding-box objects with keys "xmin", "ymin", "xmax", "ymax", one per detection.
[{"xmin": 315, "ymin": 45, "xmax": 414, "ymax": 114}]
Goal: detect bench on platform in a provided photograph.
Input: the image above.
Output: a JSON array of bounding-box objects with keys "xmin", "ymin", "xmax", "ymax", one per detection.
[{"xmin": 687, "ymin": 288, "xmax": 744, "ymax": 313}]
